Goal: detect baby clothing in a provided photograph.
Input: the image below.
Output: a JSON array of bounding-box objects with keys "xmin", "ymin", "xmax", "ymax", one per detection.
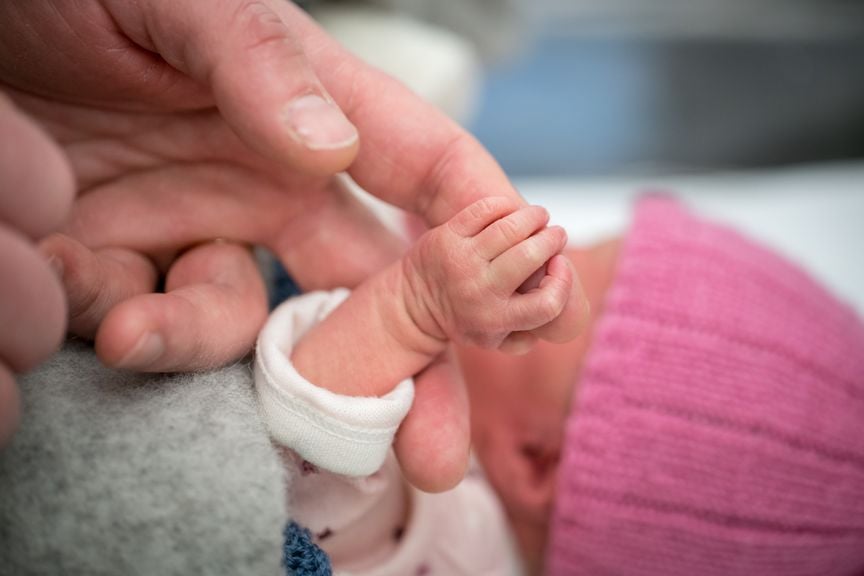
[
  {"xmin": 256, "ymin": 289, "xmax": 414, "ymax": 477},
  {"xmin": 547, "ymin": 198, "xmax": 864, "ymax": 575},
  {"xmin": 256, "ymin": 290, "xmax": 512, "ymax": 575}
]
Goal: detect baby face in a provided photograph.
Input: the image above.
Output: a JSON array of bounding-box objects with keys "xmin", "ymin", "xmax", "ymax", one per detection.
[{"xmin": 456, "ymin": 338, "xmax": 580, "ymax": 568}]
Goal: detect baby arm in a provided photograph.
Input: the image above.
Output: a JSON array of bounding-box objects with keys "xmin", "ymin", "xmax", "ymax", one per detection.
[
  {"xmin": 292, "ymin": 196, "xmax": 571, "ymax": 397},
  {"xmin": 256, "ymin": 197, "xmax": 552, "ymax": 573},
  {"xmin": 255, "ymin": 196, "xmax": 570, "ymax": 474}
]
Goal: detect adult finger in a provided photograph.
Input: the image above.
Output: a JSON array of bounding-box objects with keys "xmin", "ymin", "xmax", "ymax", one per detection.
[
  {"xmin": 95, "ymin": 241, "xmax": 267, "ymax": 372},
  {"xmin": 63, "ymin": 164, "xmax": 296, "ymax": 253},
  {"xmin": 67, "ymin": 168, "xmax": 405, "ymax": 291},
  {"xmin": 270, "ymin": 177, "xmax": 408, "ymax": 291},
  {"xmin": 110, "ymin": 0, "xmax": 358, "ymax": 174},
  {"xmin": 0, "ymin": 94, "xmax": 71, "ymax": 450},
  {"xmin": 265, "ymin": 9, "xmax": 592, "ymax": 338},
  {"xmin": 394, "ymin": 352, "xmax": 470, "ymax": 493},
  {"xmin": 0, "ymin": 93, "xmax": 74, "ymax": 239},
  {"xmin": 40, "ymin": 234, "xmax": 159, "ymax": 339},
  {"xmin": 259, "ymin": 5, "xmax": 518, "ymax": 225},
  {"xmin": 0, "ymin": 226, "xmax": 66, "ymax": 373}
]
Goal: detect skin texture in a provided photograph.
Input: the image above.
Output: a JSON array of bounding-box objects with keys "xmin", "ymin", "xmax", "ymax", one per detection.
[
  {"xmin": 0, "ymin": 0, "xmax": 589, "ymax": 490},
  {"xmin": 0, "ymin": 95, "xmax": 73, "ymax": 449},
  {"xmin": 456, "ymin": 238, "xmax": 622, "ymax": 575},
  {"xmin": 292, "ymin": 198, "xmax": 575, "ymax": 398}
]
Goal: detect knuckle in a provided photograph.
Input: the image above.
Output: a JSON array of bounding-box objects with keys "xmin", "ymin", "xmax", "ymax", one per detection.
[
  {"xmin": 495, "ymin": 216, "xmax": 521, "ymax": 245},
  {"xmin": 549, "ymin": 225, "xmax": 567, "ymax": 248},
  {"xmin": 472, "ymin": 196, "xmax": 515, "ymax": 221},
  {"xmin": 517, "ymin": 238, "xmax": 543, "ymax": 265},
  {"xmin": 234, "ymin": 1, "xmax": 291, "ymax": 53},
  {"xmin": 527, "ymin": 205, "xmax": 549, "ymax": 227},
  {"xmin": 469, "ymin": 197, "xmax": 497, "ymax": 221},
  {"xmin": 464, "ymin": 325, "xmax": 506, "ymax": 349},
  {"xmin": 531, "ymin": 227, "xmax": 565, "ymax": 262},
  {"xmin": 60, "ymin": 258, "xmax": 103, "ymax": 325},
  {"xmin": 537, "ymin": 289, "xmax": 566, "ymax": 322},
  {"xmin": 455, "ymin": 296, "xmax": 500, "ymax": 337}
]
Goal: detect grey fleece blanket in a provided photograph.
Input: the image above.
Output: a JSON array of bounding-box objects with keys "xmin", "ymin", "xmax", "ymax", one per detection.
[{"xmin": 0, "ymin": 340, "xmax": 287, "ymax": 575}]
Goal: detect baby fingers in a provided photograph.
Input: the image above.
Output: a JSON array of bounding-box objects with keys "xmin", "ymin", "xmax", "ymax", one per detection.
[
  {"xmin": 501, "ymin": 253, "xmax": 574, "ymax": 332},
  {"xmin": 473, "ymin": 205, "xmax": 550, "ymax": 261},
  {"xmin": 497, "ymin": 331, "xmax": 539, "ymax": 356},
  {"xmin": 489, "ymin": 225, "xmax": 567, "ymax": 295},
  {"xmin": 447, "ymin": 196, "xmax": 521, "ymax": 238}
]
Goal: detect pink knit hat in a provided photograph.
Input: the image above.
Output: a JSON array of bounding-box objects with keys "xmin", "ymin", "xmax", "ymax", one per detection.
[{"xmin": 546, "ymin": 198, "xmax": 864, "ymax": 575}]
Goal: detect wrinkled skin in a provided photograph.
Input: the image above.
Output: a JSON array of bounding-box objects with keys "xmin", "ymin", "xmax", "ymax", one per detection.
[
  {"xmin": 0, "ymin": 0, "xmax": 588, "ymax": 490},
  {"xmin": 457, "ymin": 239, "xmax": 621, "ymax": 573}
]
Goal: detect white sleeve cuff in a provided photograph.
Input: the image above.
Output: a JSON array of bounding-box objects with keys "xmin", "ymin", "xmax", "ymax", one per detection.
[{"xmin": 254, "ymin": 289, "xmax": 414, "ymax": 477}]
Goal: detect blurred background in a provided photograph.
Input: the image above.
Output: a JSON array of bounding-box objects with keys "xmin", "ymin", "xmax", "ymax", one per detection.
[
  {"xmin": 312, "ymin": 0, "xmax": 864, "ymax": 176},
  {"xmin": 307, "ymin": 0, "xmax": 864, "ymax": 311},
  {"xmin": 303, "ymin": 4, "xmax": 864, "ymax": 572},
  {"xmin": 469, "ymin": 0, "xmax": 864, "ymax": 177}
]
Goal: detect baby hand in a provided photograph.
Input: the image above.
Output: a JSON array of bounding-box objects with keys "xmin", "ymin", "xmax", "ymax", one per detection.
[{"xmin": 402, "ymin": 197, "xmax": 573, "ymax": 352}]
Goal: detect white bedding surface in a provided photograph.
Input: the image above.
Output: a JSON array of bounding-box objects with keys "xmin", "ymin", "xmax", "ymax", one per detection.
[{"xmin": 516, "ymin": 162, "xmax": 864, "ymax": 316}]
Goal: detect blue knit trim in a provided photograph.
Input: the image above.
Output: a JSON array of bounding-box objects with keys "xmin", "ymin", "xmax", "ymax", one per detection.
[
  {"xmin": 283, "ymin": 521, "xmax": 332, "ymax": 576},
  {"xmin": 270, "ymin": 263, "xmax": 303, "ymax": 310}
]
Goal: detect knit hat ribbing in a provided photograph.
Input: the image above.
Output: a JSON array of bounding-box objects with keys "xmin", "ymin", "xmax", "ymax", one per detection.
[{"xmin": 546, "ymin": 198, "xmax": 864, "ymax": 575}]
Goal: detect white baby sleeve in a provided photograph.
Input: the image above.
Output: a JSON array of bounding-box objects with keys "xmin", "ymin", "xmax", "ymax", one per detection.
[{"xmin": 255, "ymin": 289, "xmax": 414, "ymax": 477}]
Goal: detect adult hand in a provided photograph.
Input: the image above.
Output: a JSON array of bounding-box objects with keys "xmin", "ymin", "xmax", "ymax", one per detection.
[
  {"xmin": 0, "ymin": 0, "xmax": 588, "ymax": 488},
  {"xmin": 0, "ymin": 94, "xmax": 73, "ymax": 448}
]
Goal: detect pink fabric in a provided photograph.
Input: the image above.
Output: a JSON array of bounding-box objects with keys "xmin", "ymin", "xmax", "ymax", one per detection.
[{"xmin": 546, "ymin": 198, "xmax": 864, "ymax": 575}]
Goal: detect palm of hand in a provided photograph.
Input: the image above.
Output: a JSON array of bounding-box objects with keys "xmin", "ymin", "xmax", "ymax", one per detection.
[
  {"xmin": 26, "ymin": 92, "xmax": 393, "ymax": 277},
  {"xmin": 14, "ymin": 89, "xmax": 399, "ymax": 368},
  {"xmin": 3, "ymin": 0, "xmax": 397, "ymax": 284}
]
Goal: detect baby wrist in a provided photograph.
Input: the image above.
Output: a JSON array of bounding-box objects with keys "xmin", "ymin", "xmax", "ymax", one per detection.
[
  {"xmin": 255, "ymin": 289, "xmax": 414, "ymax": 476},
  {"xmin": 392, "ymin": 256, "xmax": 450, "ymax": 350}
]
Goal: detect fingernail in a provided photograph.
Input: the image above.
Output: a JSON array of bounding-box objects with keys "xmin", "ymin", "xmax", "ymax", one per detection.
[
  {"xmin": 116, "ymin": 332, "xmax": 164, "ymax": 369},
  {"xmin": 282, "ymin": 94, "xmax": 358, "ymax": 150}
]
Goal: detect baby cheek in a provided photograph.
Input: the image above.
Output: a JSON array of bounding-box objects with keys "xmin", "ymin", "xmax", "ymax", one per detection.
[{"xmin": 475, "ymin": 427, "xmax": 555, "ymax": 530}]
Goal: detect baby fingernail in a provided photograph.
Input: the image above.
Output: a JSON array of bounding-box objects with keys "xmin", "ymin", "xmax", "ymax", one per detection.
[
  {"xmin": 282, "ymin": 94, "xmax": 358, "ymax": 150},
  {"xmin": 116, "ymin": 332, "xmax": 164, "ymax": 369}
]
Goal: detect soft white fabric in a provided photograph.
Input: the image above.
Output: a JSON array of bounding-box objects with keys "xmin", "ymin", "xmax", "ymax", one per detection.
[
  {"xmin": 257, "ymin": 289, "xmax": 513, "ymax": 574},
  {"xmin": 288, "ymin": 451, "xmax": 409, "ymax": 571},
  {"xmin": 255, "ymin": 289, "xmax": 414, "ymax": 476},
  {"xmin": 286, "ymin": 450, "xmax": 513, "ymax": 576},
  {"xmin": 356, "ymin": 463, "xmax": 513, "ymax": 576}
]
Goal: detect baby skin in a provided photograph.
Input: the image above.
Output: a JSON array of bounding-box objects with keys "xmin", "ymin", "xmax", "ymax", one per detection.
[
  {"xmin": 457, "ymin": 198, "xmax": 864, "ymax": 576},
  {"xmin": 291, "ymin": 195, "xmax": 577, "ymax": 397},
  {"xmin": 456, "ymin": 239, "xmax": 621, "ymax": 575},
  {"xmin": 256, "ymin": 196, "xmax": 581, "ymax": 573}
]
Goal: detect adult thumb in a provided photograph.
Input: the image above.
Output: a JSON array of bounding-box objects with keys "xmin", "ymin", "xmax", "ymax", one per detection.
[{"xmin": 137, "ymin": 0, "xmax": 358, "ymax": 174}]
